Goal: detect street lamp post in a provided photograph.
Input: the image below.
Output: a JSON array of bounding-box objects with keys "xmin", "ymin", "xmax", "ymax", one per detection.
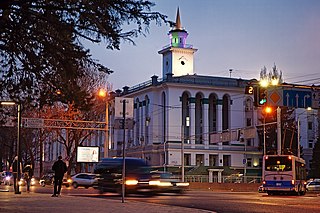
[
  {"xmin": 0, "ymin": 101, "xmax": 21, "ymax": 194},
  {"xmin": 98, "ymin": 89, "xmax": 109, "ymax": 158},
  {"xmin": 181, "ymin": 116, "xmax": 190, "ymax": 182}
]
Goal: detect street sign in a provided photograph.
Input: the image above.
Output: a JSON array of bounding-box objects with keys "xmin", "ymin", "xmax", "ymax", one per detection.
[
  {"xmin": 283, "ymin": 89, "xmax": 312, "ymax": 108},
  {"xmin": 267, "ymin": 88, "xmax": 283, "ymax": 107},
  {"xmin": 24, "ymin": 118, "xmax": 44, "ymax": 128},
  {"xmin": 114, "ymin": 97, "xmax": 134, "ymax": 118}
]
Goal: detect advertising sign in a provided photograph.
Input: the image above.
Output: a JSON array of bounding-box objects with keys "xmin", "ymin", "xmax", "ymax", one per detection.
[{"xmin": 77, "ymin": 146, "xmax": 99, "ymax": 163}]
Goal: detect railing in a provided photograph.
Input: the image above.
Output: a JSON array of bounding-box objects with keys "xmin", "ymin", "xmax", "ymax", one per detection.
[{"xmin": 185, "ymin": 175, "xmax": 262, "ymax": 183}]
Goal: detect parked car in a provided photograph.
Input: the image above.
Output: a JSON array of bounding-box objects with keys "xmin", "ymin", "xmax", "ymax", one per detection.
[
  {"xmin": 306, "ymin": 181, "xmax": 320, "ymax": 191},
  {"xmin": 39, "ymin": 173, "xmax": 71, "ymax": 187},
  {"xmin": 149, "ymin": 171, "xmax": 189, "ymax": 194},
  {"xmin": 94, "ymin": 157, "xmax": 155, "ymax": 195},
  {"xmin": 1, "ymin": 171, "xmax": 14, "ymax": 186},
  {"xmin": 71, "ymin": 173, "xmax": 98, "ymax": 189}
]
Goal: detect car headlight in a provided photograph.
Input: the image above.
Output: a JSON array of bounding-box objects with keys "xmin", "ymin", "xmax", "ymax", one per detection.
[
  {"xmin": 125, "ymin": 179, "xmax": 138, "ymax": 185},
  {"xmin": 67, "ymin": 179, "xmax": 72, "ymax": 183},
  {"xmin": 149, "ymin": 180, "xmax": 172, "ymax": 187},
  {"xmin": 176, "ymin": 182, "xmax": 189, "ymax": 187}
]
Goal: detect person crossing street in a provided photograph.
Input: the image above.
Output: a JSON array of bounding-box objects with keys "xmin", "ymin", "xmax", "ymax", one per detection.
[{"xmin": 51, "ymin": 156, "xmax": 67, "ymax": 197}]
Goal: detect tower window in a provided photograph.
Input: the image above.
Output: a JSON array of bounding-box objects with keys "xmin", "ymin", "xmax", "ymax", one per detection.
[{"xmin": 181, "ymin": 61, "xmax": 185, "ymax": 65}]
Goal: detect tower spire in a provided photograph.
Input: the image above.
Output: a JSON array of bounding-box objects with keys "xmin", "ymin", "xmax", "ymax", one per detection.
[{"xmin": 175, "ymin": 7, "xmax": 182, "ymax": 30}]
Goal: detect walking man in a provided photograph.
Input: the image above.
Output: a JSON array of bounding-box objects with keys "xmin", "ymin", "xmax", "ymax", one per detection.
[
  {"xmin": 23, "ymin": 163, "xmax": 33, "ymax": 192},
  {"xmin": 51, "ymin": 156, "xmax": 67, "ymax": 197}
]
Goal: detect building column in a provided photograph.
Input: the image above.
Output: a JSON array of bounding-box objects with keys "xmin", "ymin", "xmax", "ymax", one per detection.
[
  {"xmin": 190, "ymin": 102, "xmax": 196, "ymax": 146},
  {"xmin": 203, "ymin": 103, "xmax": 209, "ymax": 148}
]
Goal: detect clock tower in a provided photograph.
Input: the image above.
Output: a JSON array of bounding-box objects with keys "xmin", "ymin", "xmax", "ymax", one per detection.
[{"xmin": 158, "ymin": 8, "xmax": 197, "ymax": 79}]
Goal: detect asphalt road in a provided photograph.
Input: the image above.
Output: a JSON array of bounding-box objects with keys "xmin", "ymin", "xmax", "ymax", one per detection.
[{"xmin": 2, "ymin": 184, "xmax": 320, "ymax": 213}]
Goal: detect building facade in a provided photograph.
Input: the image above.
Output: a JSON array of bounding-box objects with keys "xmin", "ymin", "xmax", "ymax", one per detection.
[{"xmin": 108, "ymin": 9, "xmax": 262, "ymax": 181}]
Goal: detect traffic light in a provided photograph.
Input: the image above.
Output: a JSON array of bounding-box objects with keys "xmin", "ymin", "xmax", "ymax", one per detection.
[
  {"xmin": 258, "ymin": 87, "xmax": 267, "ymax": 105},
  {"xmin": 245, "ymin": 86, "xmax": 254, "ymax": 95}
]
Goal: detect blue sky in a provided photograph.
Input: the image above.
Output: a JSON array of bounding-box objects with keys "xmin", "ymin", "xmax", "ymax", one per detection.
[{"xmin": 87, "ymin": 0, "xmax": 320, "ymax": 90}]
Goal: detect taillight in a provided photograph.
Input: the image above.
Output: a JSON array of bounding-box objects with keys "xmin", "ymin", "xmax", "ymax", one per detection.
[
  {"xmin": 291, "ymin": 180, "xmax": 295, "ymax": 185},
  {"xmin": 263, "ymin": 180, "xmax": 266, "ymax": 185}
]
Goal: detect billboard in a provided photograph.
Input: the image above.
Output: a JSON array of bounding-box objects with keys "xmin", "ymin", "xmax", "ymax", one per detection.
[{"xmin": 77, "ymin": 146, "xmax": 99, "ymax": 163}]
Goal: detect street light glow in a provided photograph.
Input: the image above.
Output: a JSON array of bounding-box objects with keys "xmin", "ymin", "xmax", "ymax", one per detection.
[
  {"xmin": 0, "ymin": 101, "xmax": 16, "ymax": 105},
  {"xmin": 259, "ymin": 79, "xmax": 269, "ymax": 87},
  {"xmin": 98, "ymin": 88, "xmax": 107, "ymax": 98},
  {"xmin": 265, "ymin": 106, "xmax": 272, "ymax": 114}
]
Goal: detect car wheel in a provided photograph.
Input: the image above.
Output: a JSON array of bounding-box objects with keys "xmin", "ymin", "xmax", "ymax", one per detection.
[
  {"xmin": 72, "ymin": 182, "xmax": 78, "ymax": 189},
  {"xmin": 40, "ymin": 182, "xmax": 45, "ymax": 187}
]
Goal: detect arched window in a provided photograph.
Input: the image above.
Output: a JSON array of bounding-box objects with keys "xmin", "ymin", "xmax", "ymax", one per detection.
[
  {"xmin": 195, "ymin": 92, "xmax": 204, "ymax": 144},
  {"xmin": 209, "ymin": 93, "xmax": 218, "ymax": 133},
  {"xmin": 145, "ymin": 95, "xmax": 150, "ymax": 145},
  {"xmin": 135, "ymin": 98, "xmax": 140, "ymax": 146},
  {"xmin": 182, "ymin": 92, "xmax": 190, "ymax": 142},
  {"xmin": 222, "ymin": 94, "xmax": 230, "ymax": 132},
  {"xmin": 162, "ymin": 92, "xmax": 166, "ymax": 143}
]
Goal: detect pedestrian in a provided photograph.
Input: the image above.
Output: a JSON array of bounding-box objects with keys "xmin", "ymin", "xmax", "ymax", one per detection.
[
  {"xmin": 12, "ymin": 156, "xmax": 22, "ymax": 193},
  {"xmin": 23, "ymin": 163, "xmax": 33, "ymax": 192},
  {"xmin": 51, "ymin": 156, "xmax": 67, "ymax": 197}
]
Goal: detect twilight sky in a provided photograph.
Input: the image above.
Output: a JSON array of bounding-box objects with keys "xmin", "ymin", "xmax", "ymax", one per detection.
[{"xmin": 86, "ymin": 0, "xmax": 320, "ymax": 90}]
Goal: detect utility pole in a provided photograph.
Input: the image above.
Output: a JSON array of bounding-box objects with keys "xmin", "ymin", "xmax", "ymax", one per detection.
[{"xmin": 277, "ymin": 107, "xmax": 282, "ymax": 155}]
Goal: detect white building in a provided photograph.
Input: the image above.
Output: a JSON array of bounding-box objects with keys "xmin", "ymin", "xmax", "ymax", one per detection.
[{"xmin": 109, "ymin": 9, "xmax": 262, "ymax": 181}]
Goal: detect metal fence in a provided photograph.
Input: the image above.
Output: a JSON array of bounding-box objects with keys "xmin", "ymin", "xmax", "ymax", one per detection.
[{"xmin": 185, "ymin": 175, "xmax": 262, "ymax": 183}]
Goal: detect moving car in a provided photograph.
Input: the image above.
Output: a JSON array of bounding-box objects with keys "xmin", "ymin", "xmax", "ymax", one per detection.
[
  {"xmin": 149, "ymin": 171, "xmax": 189, "ymax": 194},
  {"xmin": 71, "ymin": 173, "xmax": 98, "ymax": 189},
  {"xmin": 94, "ymin": 157, "xmax": 155, "ymax": 194},
  {"xmin": 0, "ymin": 171, "xmax": 14, "ymax": 186},
  {"xmin": 306, "ymin": 181, "xmax": 320, "ymax": 191},
  {"xmin": 18, "ymin": 176, "xmax": 37, "ymax": 186}
]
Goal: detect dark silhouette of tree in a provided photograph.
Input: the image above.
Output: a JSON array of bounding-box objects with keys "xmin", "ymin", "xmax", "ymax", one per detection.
[{"xmin": 0, "ymin": 0, "xmax": 167, "ymax": 108}]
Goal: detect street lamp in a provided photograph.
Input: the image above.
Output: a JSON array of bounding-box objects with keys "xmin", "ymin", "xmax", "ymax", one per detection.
[
  {"xmin": 0, "ymin": 101, "xmax": 21, "ymax": 194},
  {"xmin": 262, "ymin": 106, "xmax": 273, "ymax": 156},
  {"xmin": 181, "ymin": 116, "xmax": 190, "ymax": 182},
  {"xmin": 98, "ymin": 89, "xmax": 109, "ymax": 158}
]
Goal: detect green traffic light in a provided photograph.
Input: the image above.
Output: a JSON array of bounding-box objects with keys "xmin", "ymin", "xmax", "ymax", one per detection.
[{"xmin": 259, "ymin": 99, "xmax": 267, "ymax": 105}]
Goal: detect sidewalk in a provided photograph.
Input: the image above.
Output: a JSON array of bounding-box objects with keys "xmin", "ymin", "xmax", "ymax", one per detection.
[{"xmin": 0, "ymin": 189, "xmax": 212, "ymax": 213}]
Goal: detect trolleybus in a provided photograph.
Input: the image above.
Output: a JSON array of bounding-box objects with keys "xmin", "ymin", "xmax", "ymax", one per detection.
[{"xmin": 262, "ymin": 155, "xmax": 307, "ymax": 195}]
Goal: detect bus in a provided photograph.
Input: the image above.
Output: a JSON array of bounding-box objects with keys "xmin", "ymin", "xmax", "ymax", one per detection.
[{"xmin": 262, "ymin": 155, "xmax": 307, "ymax": 195}]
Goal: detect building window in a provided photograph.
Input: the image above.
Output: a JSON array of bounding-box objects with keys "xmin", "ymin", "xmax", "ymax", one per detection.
[
  {"xmin": 195, "ymin": 93, "xmax": 204, "ymax": 144},
  {"xmin": 222, "ymin": 95, "xmax": 230, "ymax": 131},
  {"xmin": 196, "ymin": 154, "xmax": 204, "ymax": 166},
  {"xmin": 182, "ymin": 92, "xmax": 190, "ymax": 143},
  {"xmin": 308, "ymin": 140, "xmax": 313, "ymax": 148},
  {"xmin": 308, "ymin": 122, "xmax": 313, "ymax": 130},
  {"xmin": 209, "ymin": 155, "xmax": 218, "ymax": 166},
  {"xmin": 184, "ymin": 154, "xmax": 191, "ymax": 166},
  {"xmin": 247, "ymin": 158, "xmax": 252, "ymax": 167},
  {"xmin": 246, "ymin": 118, "xmax": 252, "ymax": 127},
  {"xmin": 223, "ymin": 155, "xmax": 231, "ymax": 167}
]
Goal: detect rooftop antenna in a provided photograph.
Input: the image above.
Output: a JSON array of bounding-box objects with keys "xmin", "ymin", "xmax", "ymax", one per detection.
[{"xmin": 229, "ymin": 69, "xmax": 233, "ymax": 78}]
